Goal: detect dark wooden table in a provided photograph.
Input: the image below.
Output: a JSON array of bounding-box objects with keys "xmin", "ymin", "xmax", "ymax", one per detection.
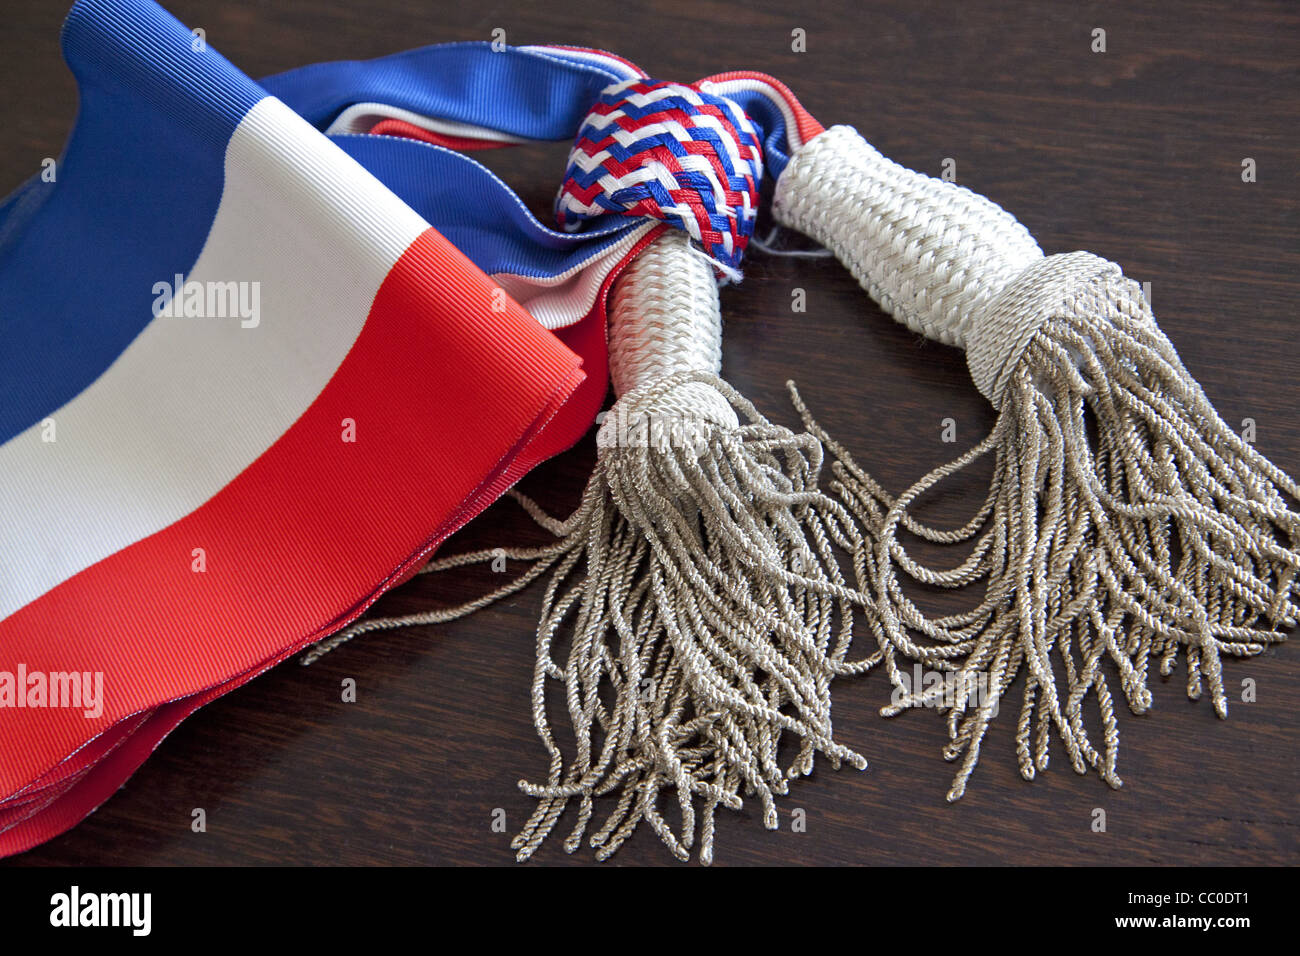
[{"xmin": 3, "ymin": 0, "xmax": 1296, "ymax": 866}]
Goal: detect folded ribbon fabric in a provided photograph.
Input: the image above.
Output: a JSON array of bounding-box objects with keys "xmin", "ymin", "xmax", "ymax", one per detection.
[
  {"xmin": 4, "ymin": 0, "xmax": 1292, "ymax": 866},
  {"xmin": 0, "ymin": 0, "xmax": 667, "ymax": 857}
]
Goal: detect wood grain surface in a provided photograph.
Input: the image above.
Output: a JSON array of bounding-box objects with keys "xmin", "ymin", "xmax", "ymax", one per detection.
[{"xmin": 1, "ymin": 0, "xmax": 1296, "ymax": 866}]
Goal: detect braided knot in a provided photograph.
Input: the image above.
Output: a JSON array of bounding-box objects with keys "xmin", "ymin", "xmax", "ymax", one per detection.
[{"xmin": 556, "ymin": 78, "xmax": 763, "ymax": 277}]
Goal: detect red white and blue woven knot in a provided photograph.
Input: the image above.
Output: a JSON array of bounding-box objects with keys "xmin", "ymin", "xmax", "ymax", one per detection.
[{"xmin": 555, "ymin": 77, "xmax": 764, "ymax": 279}]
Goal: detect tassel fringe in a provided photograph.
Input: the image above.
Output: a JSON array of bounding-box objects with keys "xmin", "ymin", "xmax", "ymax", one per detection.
[
  {"xmin": 791, "ymin": 275, "xmax": 1297, "ymax": 800},
  {"xmin": 513, "ymin": 370, "xmax": 876, "ymax": 863}
]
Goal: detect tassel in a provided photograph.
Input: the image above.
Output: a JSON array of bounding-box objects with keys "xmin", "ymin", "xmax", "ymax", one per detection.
[
  {"xmin": 511, "ymin": 230, "xmax": 873, "ymax": 864},
  {"xmin": 302, "ymin": 76, "xmax": 877, "ymax": 863},
  {"xmin": 774, "ymin": 125, "xmax": 1295, "ymax": 799}
]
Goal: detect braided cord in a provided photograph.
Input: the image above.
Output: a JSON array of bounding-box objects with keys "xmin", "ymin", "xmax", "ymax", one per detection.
[
  {"xmin": 558, "ymin": 78, "xmax": 767, "ymax": 415},
  {"xmin": 773, "ymin": 124, "xmax": 1044, "ymax": 350},
  {"xmin": 602, "ymin": 230, "xmax": 739, "ymax": 432},
  {"xmin": 608, "ymin": 230, "xmax": 722, "ymax": 393},
  {"xmin": 557, "ymin": 78, "xmax": 763, "ymax": 277}
]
